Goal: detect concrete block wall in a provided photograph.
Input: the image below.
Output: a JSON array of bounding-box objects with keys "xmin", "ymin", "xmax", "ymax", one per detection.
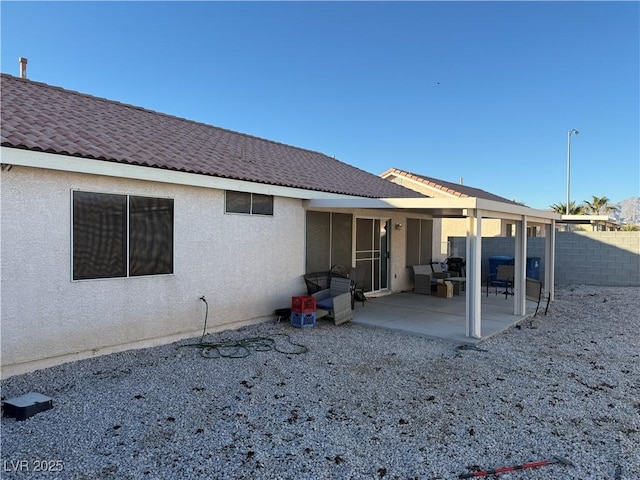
[
  {"xmin": 554, "ymin": 231, "xmax": 640, "ymax": 286},
  {"xmin": 449, "ymin": 231, "xmax": 640, "ymax": 286}
]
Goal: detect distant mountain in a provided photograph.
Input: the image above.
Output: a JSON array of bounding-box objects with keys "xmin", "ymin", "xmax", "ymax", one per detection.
[{"xmin": 613, "ymin": 197, "xmax": 640, "ymax": 225}]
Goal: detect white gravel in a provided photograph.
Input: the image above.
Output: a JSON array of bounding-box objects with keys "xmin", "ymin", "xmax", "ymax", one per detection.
[{"xmin": 1, "ymin": 285, "xmax": 639, "ymax": 480}]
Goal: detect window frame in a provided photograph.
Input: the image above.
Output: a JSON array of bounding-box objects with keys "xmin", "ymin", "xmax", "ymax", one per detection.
[
  {"xmin": 71, "ymin": 190, "xmax": 174, "ymax": 281},
  {"xmin": 225, "ymin": 190, "xmax": 273, "ymax": 216}
]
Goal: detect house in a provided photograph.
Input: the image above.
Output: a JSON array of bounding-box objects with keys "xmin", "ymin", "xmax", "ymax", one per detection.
[{"xmin": 0, "ymin": 73, "xmax": 561, "ymax": 378}]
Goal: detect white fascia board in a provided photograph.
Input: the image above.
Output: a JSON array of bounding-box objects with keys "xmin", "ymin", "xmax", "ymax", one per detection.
[
  {"xmin": 476, "ymin": 198, "xmax": 561, "ymax": 223},
  {"xmin": 0, "ymin": 147, "xmax": 348, "ymax": 200},
  {"xmin": 305, "ymin": 196, "xmax": 479, "ymax": 210},
  {"xmin": 307, "ymin": 197, "xmax": 559, "ymax": 225}
]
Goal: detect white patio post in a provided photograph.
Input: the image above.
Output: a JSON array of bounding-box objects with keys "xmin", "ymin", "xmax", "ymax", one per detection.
[
  {"xmin": 465, "ymin": 210, "xmax": 482, "ymax": 338},
  {"xmin": 546, "ymin": 221, "xmax": 556, "ymax": 301},
  {"xmin": 514, "ymin": 216, "xmax": 527, "ymax": 316}
]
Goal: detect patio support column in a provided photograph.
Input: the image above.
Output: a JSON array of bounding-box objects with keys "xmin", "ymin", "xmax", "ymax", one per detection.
[
  {"xmin": 546, "ymin": 221, "xmax": 556, "ymax": 301},
  {"xmin": 465, "ymin": 210, "xmax": 482, "ymax": 339},
  {"xmin": 514, "ymin": 216, "xmax": 527, "ymax": 316}
]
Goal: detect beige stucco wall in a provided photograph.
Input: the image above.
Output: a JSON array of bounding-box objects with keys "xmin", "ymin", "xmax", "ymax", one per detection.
[
  {"xmin": 442, "ymin": 217, "xmax": 504, "ymax": 240},
  {"xmin": 1, "ymin": 166, "xmax": 305, "ymax": 377}
]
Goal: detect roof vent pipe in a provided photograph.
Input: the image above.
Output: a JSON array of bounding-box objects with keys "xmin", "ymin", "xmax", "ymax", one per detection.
[
  {"xmin": 459, "ymin": 177, "xmax": 464, "ymax": 185},
  {"xmin": 19, "ymin": 57, "xmax": 28, "ymax": 79}
]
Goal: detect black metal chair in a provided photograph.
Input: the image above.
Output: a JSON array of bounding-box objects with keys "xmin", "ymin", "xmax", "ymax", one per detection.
[
  {"xmin": 349, "ymin": 266, "xmax": 367, "ymax": 308},
  {"xmin": 303, "ymin": 271, "xmax": 331, "ymax": 295},
  {"xmin": 526, "ymin": 277, "xmax": 550, "ymax": 316},
  {"xmin": 445, "ymin": 257, "xmax": 466, "ymax": 277},
  {"xmin": 486, "ymin": 264, "xmax": 514, "ymax": 298}
]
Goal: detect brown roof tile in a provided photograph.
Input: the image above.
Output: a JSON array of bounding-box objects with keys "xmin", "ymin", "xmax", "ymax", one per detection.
[{"xmin": 1, "ymin": 74, "xmax": 423, "ymax": 199}]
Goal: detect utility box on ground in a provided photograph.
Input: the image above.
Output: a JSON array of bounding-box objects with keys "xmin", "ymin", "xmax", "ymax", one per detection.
[{"xmin": 3, "ymin": 392, "xmax": 53, "ymax": 421}]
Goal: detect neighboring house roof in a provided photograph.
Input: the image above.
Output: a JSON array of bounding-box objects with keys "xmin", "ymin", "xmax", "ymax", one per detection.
[
  {"xmin": 0, "ymin": 74, "xmax": 422, "ymax": 199},
  {"xmin": 559, "ymin": 215, "xmax": 622, "ymax": 231},
  {"xmin": 381, "ymin": 167, "xmax": 520, "ymax": 205}
]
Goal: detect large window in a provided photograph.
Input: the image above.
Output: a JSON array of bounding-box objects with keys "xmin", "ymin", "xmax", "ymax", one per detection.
[
  {"xmin": 72, "ymin": 191, "xmax": 174, "ymax": 280},
  {"xmin": 406, "ymin": 218, "xmax": 433, "ymax": 266},
  {"xmin": 305, "ymin": 211, "xmax": 353, "ymax": 272},
  {"xmin": 225, "ymin": 191, "xmax": 273, "ymax": 215}
]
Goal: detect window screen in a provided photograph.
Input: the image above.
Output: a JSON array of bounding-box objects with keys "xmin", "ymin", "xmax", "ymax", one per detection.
[
  {"xmin": 129, "ymin": 196, "xmax": 174, "ymax": 276},
  {"xmin": 73, "ymin": 192, "xmax": 127, "ymax": 280},
  {"xmin": 225, "ymin": 191, "xmax": 251, "ymax": 214},
  {"xmin": 305, "ymin": 211, "xmax": 353, "ymax": 272},
  {"xmin": 225, "ymin": 191, "xmax": 273, "ymax": 215},
  {"xmin": 251, "ymin": 193, "xmax": 274, "ymax": 215},
  {"xmin": 72, "ymin": 191, "xmax": 174, "ymax": 280},
  {"xmin": 405, "ymin": 218, "xmax": 432, "ymax": 266}
]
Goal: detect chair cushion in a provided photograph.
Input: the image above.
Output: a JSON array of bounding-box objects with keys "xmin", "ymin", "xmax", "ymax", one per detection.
[{"xmin": 316, "ymin": 298, "xmax": 334, "ymax": 310}]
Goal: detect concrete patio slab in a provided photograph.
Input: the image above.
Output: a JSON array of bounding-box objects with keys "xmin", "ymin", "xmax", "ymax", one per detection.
[{"xmin": 350, "ymin": 291, "xmax": 536, "ymax": 345}]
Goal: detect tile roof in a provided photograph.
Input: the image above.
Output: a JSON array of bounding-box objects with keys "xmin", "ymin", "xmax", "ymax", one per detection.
[
  {"xmin": 383, "ymin": 168, "xmax": 520, "ymax": 205},
  {"xmin": 1, "ymin": 74, "xmax": 422, "ymax": 199}
]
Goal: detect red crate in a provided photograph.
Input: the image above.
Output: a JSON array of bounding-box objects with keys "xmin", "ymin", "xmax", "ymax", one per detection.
[{"xmin": 291, "ymin": 295, "xmax": 316, "ymax": 313}]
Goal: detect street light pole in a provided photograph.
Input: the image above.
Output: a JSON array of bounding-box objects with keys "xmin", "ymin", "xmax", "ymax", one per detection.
[{"xmin": 566, "ymin": 129, "xmax": 579, "ymax": 215}]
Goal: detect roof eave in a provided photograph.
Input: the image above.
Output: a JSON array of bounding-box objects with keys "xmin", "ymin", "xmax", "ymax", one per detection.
[{"xmin": 0, "ymin": 146, "xmax": 363, "ymax": 200}]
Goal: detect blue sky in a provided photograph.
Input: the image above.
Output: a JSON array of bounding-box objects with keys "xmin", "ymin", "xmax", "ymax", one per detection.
[{"xmin": 1, "ymin": 1, "xmax": 638, "ymax": 210}]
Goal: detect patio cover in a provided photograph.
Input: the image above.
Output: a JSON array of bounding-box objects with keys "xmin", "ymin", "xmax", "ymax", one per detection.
[{"xmin": 304, "ymin": 196, "xmax": 561, "ymax": 339}]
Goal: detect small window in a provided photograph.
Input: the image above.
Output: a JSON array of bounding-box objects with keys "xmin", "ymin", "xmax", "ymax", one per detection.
[
  {"xmin": 225, "ymin": 191, "xmax": 251, "ymax": 214},
  {"xmin": 506, "ymin": 223, "xmax": 514, "ymax": 237},
  {"xmin": 72, "ymin": 191, "xmax": 174, "ymax": 280},
  {"xmin": 225, "ymin": 190, "xmax": 273, "ymax": 216}
]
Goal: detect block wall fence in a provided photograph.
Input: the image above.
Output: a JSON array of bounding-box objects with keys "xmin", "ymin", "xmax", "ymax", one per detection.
[{"xmin": 449, "ymin": 231, "xmax": 640, "ymax": 287}]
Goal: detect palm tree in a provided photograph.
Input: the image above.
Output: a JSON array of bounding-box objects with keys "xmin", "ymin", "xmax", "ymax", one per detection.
[
  {"xmin": 583, "ymin": 195, "xmax": 616, "ymax": 216},
  {"xmin": 551, "ymin": 201, "xmax": 584, "ymax": 215}
]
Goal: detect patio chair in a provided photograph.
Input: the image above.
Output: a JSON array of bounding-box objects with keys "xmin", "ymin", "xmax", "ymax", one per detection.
[
  {"xmin": 304, "ymin": 271, "xmax": 331, "ymax": 295},
  {"xmin": 486, "ymin": 264, "xmax": 514, "ymax": 298},
  {"xmin": 412, "ymin": 265, "xmax": 433, "ymax": 295},
  {"xmin": 312, "ymin": 277, "xmax": 353, "ymax": 325},
  {"xmin": 430, "ymin": 260, "xmax": 453, "ymax": 280},
  {"xmin": 525, "ymin": 277, "xmax": 550, "ymax": 316}
]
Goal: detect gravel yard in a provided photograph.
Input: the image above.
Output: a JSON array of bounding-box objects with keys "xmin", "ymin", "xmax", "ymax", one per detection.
[{"xmin": 1, "ymin": 285, "xmax": 639, "ymax": 479}]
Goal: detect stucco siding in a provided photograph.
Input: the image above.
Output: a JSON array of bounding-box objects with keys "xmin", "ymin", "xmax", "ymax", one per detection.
[
  {"xmin": 441, "ymin": 218, "xmax": 503, "ymax": 250},
  {"xmin": 1, "ymin": 166, "xmax": 304, "ymax": 376}
]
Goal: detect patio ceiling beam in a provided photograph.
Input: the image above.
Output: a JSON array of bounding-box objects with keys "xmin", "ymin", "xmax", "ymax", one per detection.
[
  {"xmin": 305, "ymin": 196, "xmax": 478, "ymax": 210},
  {"xmin": 475, "ymin": 199, "xmax": 561, "ymax": 223},
  {"xmin": 306, "ymin": 196, "xmax": 561, "ymax": 223}
]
